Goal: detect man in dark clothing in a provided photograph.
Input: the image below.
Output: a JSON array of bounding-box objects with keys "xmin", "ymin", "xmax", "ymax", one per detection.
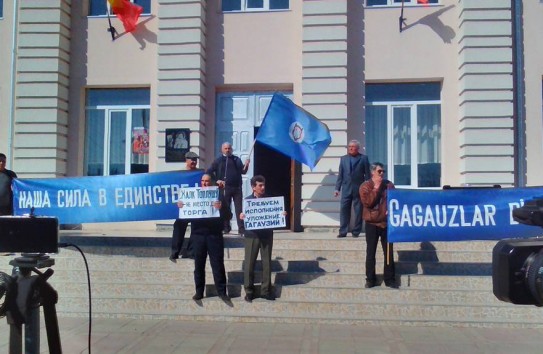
[
  {"xmin": 239, "ymin": 175, "xmax": 286, "ymax": 302},
  {"xmin": 334, "ymin": 140, "xmax": 370, "ymax": 238},
  {"xmin": 170, "ymin": 151, "xmax": 201, "ymax": 262},
  {"xmin": 206, "ymin": 142, "xmax": 249, "ymax": 236},
  {"xmin": 177, "ymin": 174, "xmax": 232, "ymax": 302},
  {"xmin": 0, "ymin": 153, "xmax": 17, "ymax": 216}
]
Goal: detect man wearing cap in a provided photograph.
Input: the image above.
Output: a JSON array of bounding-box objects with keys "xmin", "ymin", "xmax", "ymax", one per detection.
[{"xmin": 170, "ymin": 151, "xmax": 200, "ymax": 262}]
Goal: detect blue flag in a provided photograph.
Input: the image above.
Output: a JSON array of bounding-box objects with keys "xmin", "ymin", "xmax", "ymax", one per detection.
[{"xmin": 256, "ymin": 93, "xmax": 331, "ymax": 170}]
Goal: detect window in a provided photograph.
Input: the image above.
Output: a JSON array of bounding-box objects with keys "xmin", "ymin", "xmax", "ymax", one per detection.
[
  {"xmin": 222, "ymin": 0, "xmax": 289, "ymax": 12},
  {"xmin": 366, "ymin": 0, "xmax": 438, "ymax": 6},
  {"xmin": 365, "ymin": 83, "xmax": 441, "ymax": 188},
  {"xmin": 84, "ymin": 88, "xmax": 150, "ymax": 176},
  {"xmin": 89, "ymin": 0, "xmax": 151, "ymax": 16},
  {"xmin": 0, "ymin": 0, "xmax": 3, "ymax": 18}
]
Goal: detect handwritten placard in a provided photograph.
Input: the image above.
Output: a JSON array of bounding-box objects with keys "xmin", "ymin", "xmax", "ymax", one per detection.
[
  {"xmin": 178, "ymin": 186, "xmax": 220, "ymax": 219},
  {"xmin": 243, "ymin": 196, "xmax": 286, "ymax": 230}
]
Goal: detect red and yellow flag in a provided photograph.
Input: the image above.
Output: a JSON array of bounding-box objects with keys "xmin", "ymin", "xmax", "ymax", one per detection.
[
  {"xmin": 417, "ymin": 0, "xmax": 430, "ymax": 5},
  {"xmin": 108, "ymin": 0, "xmax": 143, "ymax": 33}
]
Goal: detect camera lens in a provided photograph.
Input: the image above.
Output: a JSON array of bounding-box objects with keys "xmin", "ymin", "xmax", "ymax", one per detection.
[{"xmin": 523, "ymin": 249, "xmax": 543, "ymax": 306}]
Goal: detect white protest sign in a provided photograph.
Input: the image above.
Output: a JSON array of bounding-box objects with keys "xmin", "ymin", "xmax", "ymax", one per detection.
[
  {"xmin": 243, "ymin": 196, "xmax": 286, "ymax": 230},
  {"xmin": 178, "ymin": 186, "xmax": 220, "ymax": 219}
]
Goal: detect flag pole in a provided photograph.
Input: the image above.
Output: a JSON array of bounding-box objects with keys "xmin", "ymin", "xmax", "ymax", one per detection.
[
  {"xmin": 399, "ymin": 0, "xmax": 406, "ymax": 33},
  {"xmin": 106, "ymin": 5, "xmax": 118, "ymax": 41},
  {"xmin": 387, "ymin": 242, "xmax": 390, "ymax": 265},
  {"xmin": 244, "ymin": 139, "xmax": 256, "ymax": 170}
]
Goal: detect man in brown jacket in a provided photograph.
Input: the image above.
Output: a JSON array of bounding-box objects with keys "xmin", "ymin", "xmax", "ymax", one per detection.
[{"xmin": 359, "ymin": 162, "xmax": 397, "ymax": 288}]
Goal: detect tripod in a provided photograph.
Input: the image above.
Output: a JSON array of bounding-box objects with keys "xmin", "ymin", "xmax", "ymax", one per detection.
[{"xmin": 5, "ymin": 254, "xmax": 62, "ymax": 354}]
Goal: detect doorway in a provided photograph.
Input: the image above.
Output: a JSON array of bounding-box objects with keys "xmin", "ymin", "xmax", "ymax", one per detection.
[{"xmin": 253, "ymin": 128, "xmax": 291, "ymax": 230}]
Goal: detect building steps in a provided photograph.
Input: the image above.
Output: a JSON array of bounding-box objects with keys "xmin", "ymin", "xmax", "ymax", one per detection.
[{"xmin": 0, "ymin": 231, "xmax": 540, "ymax": 328}]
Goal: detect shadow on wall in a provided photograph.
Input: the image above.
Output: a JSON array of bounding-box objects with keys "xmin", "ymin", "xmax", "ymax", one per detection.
[
  {"xmin": 112, "ymin": 15, "xmax": 158, "ymax": 49},
  {"xmin": 402, "ymin": 5, "xmax": 456, "ymax": 43},
  {"xmin": 302, "ymin": 170, "xmax": 342, "ymax": 227}
]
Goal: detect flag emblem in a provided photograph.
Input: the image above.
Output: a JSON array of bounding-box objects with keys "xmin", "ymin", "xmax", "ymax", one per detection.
[{"xmin": 289, "ymin": 122, "xmax": 304, "ymax": 143}]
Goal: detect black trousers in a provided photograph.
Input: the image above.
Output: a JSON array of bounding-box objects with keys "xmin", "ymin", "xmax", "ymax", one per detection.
[
  {"xmin": 365, "ymin": 223, "xmax": 395, "ymax": 283},
  {"xmin": 0, "ymin": 206, "xmax": 12, "ymax": 216},
  {"xmin": 171, "ymin": 219, "xmax": 192, "ymax": 257},
  {"xmin": 222, "ymin": 186, "xmax": 244, "ymax": 232},
  {"xmin": 192, "ymin": 231, "xmax": 227, "ymax": 296}
]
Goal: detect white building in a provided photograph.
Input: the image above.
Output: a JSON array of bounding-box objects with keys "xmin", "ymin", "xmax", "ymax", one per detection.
[{"xmin": 0, "ymin": 0, "xmax": 542, "ymax": 230}]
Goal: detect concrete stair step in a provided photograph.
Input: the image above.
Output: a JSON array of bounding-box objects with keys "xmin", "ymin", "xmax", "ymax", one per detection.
[
  {"xmin": 54, "ymin": 297, "xmax": 543, "ymax": 327},
  {"xmin": 47, "ymin": 273, "xmax": 494, "ymax": 292},
  {"xmin": 54, "ymin": 247, "xmax": 494, "ymax": 264},
  {"xmin": 52, "ymin": 281, "xmax": 503, "ymax": 305},
  {"xmin": 58, "ymin": 235, "xmax": 500, "ymax": 252},
  {"xmin": 48, "ymin": 255, "xmax": 493, "ymax": 275},
  {"xmin": 62, "ymin": 232, "xmax": 501, "ymax": 249},
  {"xmin": 45, "ymin": 266, "xmax": 495, "ymax": 288},
  {"xmin": 0, "ymin": 234, "xmax": 527, "ymax": 328}
]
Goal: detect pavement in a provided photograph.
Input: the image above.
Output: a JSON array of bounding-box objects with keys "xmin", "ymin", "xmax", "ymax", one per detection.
[
  {"xmin": 1, "ymin": 228, "xmax": 543, "ymax": 353},
  {"xmin": 2, "ymin": 316, "xmax": 543, "ymax": 353}
]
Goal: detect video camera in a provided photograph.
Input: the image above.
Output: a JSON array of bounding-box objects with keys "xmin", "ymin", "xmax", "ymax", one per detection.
[
  {"xmin": 493, "ymin": 198, "xmax": 543, "ymax": 306},
  {"xmin": 0, "ymin": 216, "xmax": 59, "ymax": 254}
]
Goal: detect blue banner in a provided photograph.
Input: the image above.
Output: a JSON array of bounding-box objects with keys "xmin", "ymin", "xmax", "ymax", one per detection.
[
  {"xmin": 387, "ymin": 187, "xmax": 543, "ymax": 242},
  {"xmin": 12, "ymin": 171, "xmax": 203, "ymax": 224}
]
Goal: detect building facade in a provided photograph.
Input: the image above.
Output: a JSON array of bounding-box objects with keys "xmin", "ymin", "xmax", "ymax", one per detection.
[{"xmin": 0, "ymin": 0, "xmax": 542, "ymax": 230}]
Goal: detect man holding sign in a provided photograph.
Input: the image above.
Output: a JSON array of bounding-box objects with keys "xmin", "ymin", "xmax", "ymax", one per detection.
[
  {"xmin": 240, "ymin": 175, "xmax": 287, "ymax": 302},
  {"xmin": 177, "ymin": 174, "xmax": 232, "ymax": 302}
]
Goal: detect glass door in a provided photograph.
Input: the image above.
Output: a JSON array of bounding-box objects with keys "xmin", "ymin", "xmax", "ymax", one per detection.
[{"xmin": 391, "ymin": 106, "xmax": 413, "ymax": 186}]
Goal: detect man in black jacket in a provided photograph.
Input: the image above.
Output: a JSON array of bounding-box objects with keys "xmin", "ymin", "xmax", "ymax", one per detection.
[
  {"xmin": 206, "ymin": 142, "xmax": 249, "ymax": 236},
  {"xmin": 170, "ymin": 151, "xmax": 201, "ymax": 262},
  {"xmin": 177, "ymin": 174, "xmax": 232, "ymax": 302},
  {"xmin": 0, "ymin": 153, "xmax": 17, "ymax": 216}
]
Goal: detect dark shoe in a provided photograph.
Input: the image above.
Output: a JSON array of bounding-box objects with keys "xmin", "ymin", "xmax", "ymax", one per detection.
[
  {"xmin": 169, "ymin": 254, "xmax": 178, "ymax": 263},
  {"xmin": 223, "ymin": 226, "xmax": 231, "ymax": 234},
  {"xmin": 219, "ymin": 294, "xmax": 231, "ymax": 302},
  {"xmin": 352, "ymin": 233, "xmax": 360, "ymax": 238},
  {"xmin": 192, "ymin": 293, "xmax": 204, "ymax": 301},
  {"xmin": 337, "ymin": 234, "xmax": 346, "ymax": 238},
  {"xmin": 365, "ymin": 281, "xmax": 376, "ymax": 288},
  {"xmin": 263, "ymin": 294, "xmax": 276, "ymax": 301},
  {"xmin": 385, "ymin": 281, "xmax": 399, "ymax": 289},
  {"xmin": 244, "ymin": 294, "xmax": 254, "ymax": 303}
]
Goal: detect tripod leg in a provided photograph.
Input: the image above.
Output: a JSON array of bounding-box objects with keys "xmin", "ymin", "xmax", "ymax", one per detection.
[
  {"xmin": 41, "ymin": 281, "xmax": 62, "ymax": 354},
  {"xmin": 43, "ymin": 303, "xmax": 62, "ymax": 354},
  {"xmin": 9, "ymin": 323, "xmax": 23, "ymax": 354},
  {"xmin": 25, "ymin": 307, "xmax": 40, "ymax": 354}
]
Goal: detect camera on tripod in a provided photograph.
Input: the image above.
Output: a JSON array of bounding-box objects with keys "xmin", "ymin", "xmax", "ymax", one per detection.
[
  {"xmin": 493, "ymin": 197, "xmax": 543, "ymax": 306},
  {"xmin": 0, "ymin": 216, "xmax": 62, "ymax": 353},
  {"xmin": 0, "ymin": 216, "xmax": 59, "ymax": 254}
]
